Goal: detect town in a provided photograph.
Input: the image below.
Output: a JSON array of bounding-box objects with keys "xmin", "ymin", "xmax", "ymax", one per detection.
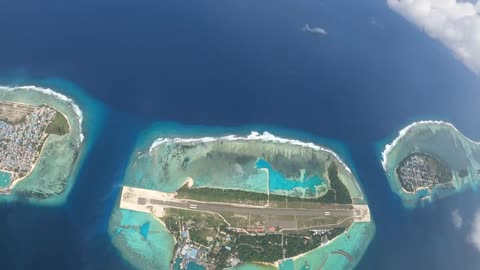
[
  {"xmin": 166, "ymin": 214, "xmax": 346, "ymax": 270},
  {"xmin": 0, "ymin": 101, "xmax": 58, "ymax": 191},
  {"xmin": 396, "ymin": 152, "xmax": 453, "ymax": 192}
]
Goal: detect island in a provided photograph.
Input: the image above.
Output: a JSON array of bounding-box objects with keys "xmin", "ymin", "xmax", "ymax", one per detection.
[
  {"xmin": 382, "ymin": 120, "xmax": 480, "ymax": 208},
  {"xmin": 109, "ymin": 129, "xmax": 374, "ymax": 270},
  {"xmin": 0, "ymin": 85, "xmax": 84, "ymax": 203}
]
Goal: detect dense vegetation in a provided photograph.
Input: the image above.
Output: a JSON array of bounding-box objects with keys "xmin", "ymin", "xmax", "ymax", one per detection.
[
  {"xmin": 221, "ymin": 228, "xmax": 347, "ymax": 265},
  {"xmin": 285, "ymin": 228, "xmax": 345, "ymax": 258},
  {"xmin": 46, "ymin": 111, "xmax": 70, "ymax": 135},
  {"xmin": 176, "ymin": 185, "xmax": 268, "ymax": 204},
  {"xmin": 325, "ymin": 162, "xmax": 352, "ymax": 204},
  {"xmin": 236, "ymin": 234, "xmax": 283, "ymax": 263},
  {"xmin": 284, "ymin": 234, "xmax": 322, "ymax": 258},
  {"xmin": 212, "ymin": 233, "xmax": 283, "ymax": 269}
]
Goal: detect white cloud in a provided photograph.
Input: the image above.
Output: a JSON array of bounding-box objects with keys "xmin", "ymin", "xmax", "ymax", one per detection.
[
  {"xmin": 468, "ymin": 209, "xmax": 480, "ymax": 252},
  {"xmin": 302, "ymin": 24, "xmax": 328, "ymax": 35},
  {"xmin": 387, "ymin": 0, "xmax": 480, "ymax": 75},
  {"xmin": 452, "ymin": 209, "xmax": 463, "ymax": 229}
]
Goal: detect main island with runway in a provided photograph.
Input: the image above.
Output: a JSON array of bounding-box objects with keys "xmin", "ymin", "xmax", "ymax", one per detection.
[
  {"xmin": 0, "ymin": 85, "xmax": 85, "ymax": 203},
  {"xmin": 109, "ymin": 129, "xmax": 374, "ymax": 270}
]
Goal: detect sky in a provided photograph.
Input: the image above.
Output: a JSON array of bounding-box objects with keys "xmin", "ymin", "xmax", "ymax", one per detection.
[{"xmin": 388, "ymin": 0, "xmax": 480, "ymax": 75}]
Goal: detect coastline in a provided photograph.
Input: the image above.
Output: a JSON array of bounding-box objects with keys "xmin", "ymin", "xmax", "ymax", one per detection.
[
  {"xmin": 151, "ymin": 131, "xmax": 354, "ymax": 174},
  {"xmin": 381, "ymin": 120, "xmax": 480, "ymax": 171},
  {"xmin": 0, "ymin": 102, "xmax": 77, "ymax": 194},
  {"xmin": 149, "ymin": 131, "xmax": 365, "ymax": 203},
  {"xmin": 0, "ymin": 85, "xmax": 84, "ymax": 143},
  {"xmin": 0, "ymin": 80, "xmax": 104, "ymax": 205},
  {"xmin": 381, "ymin": 120, "xmax": 480, "ymax": 208},
  {"xmin": 112, "ymin": 124, "xmax": 374, "ymax": 270},
  {"xmin": 279, "ymin": 222, "xmax": 375, "ymax": 270}
]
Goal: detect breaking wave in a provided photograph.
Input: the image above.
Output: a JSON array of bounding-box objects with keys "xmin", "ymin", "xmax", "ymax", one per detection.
[
  {"xmin": 379, "ymin": 120, "xmax": 477, "ymax": 171},
  {"xmin": 0, "ymin": 85, "xmax": 84, "ymax": 143},
  {"xmin": 150, "ymin": 131, "xmax": 353, "ymax": 174}
]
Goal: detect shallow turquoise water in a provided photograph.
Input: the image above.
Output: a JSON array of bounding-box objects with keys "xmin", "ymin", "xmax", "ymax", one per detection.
[
  {"xmin": 110, "ymin": 209, "xmax": 175, "ymax": 270},
  {"xmin": 187, "ymin": 261, "xmax": 206, "ymax": 270},
  {"xmin": 172, "ymin": 254, "xmax": 207, "ymax": 270},
  {"xmin": 256, "ymin": 159, "xmax": 326, "ymax": 197},
  {"xmin": 0, "ymin": 171, "xmax": 10, "ymax": 188}
]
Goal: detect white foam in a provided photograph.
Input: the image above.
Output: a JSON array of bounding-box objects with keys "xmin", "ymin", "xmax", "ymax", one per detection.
[
  {"xmin": 149, "ymin": 131, "xmax": 353, "ymax": 174},
  {"xmin": 380, "ymin": 120, "xmax": 480, "ymax": 171},
  {"xmin": 0, "ymin": 85, "xmax": 84, "ymax": 144}
]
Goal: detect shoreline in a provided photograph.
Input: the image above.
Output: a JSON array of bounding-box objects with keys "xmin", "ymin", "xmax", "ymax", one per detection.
[
  {"xmin": 274, "ymin": 231, "xmax": 343, "ymax": 267},
  {"xmin": 0, "ymin": 95, "xmax": 80, "ymax": 194},
  {"xmin": 119, "ymin": 181, "xmax": 371, "ymax": 269},
  {"xmin": 0, "ymin": 85, "xmax": 84, "ymax": 144},
  {"xmin": 381, "ymin": 120, "xmax": 480, "ymax": 208},
  {"xmin": 115, "ymin": 125, "xmax": 374, "ymax": 270},
  {"xmin": 149, "ymin": 131, "xmax": 365, "ymax": 203},
  {"xmin": 381, "ymin": 120, "xmax": 468, "ymax": 170},
  {"xmin": 150, "ymin": 131, "xmax": 354, "ymax": 175},
  {"xmin": 0, "ymin": 84, "xmax": 87, "ymax": 202}
]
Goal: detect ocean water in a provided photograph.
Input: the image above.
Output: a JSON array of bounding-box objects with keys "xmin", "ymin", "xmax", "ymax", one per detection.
[{"xmin": 0, "ymin": 0, "xmax": 479, "ymax": 270}]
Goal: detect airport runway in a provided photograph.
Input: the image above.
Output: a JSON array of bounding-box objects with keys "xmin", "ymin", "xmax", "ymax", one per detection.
[{"xmin": 144, "ymin": 197, "xmax": 359, "ymax": 219}]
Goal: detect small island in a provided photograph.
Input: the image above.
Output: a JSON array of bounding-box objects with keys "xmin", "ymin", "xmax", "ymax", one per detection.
[
  {"xmin": 382, "ymin": 120, "xmax": 480, "ymax": 208},
  {"xmin": 110, "ymin": 129, "xmax": 374, "ymax": 270},
  {"xmin": 0, "ymin": 85, "xmax": 84, "ymax": 202}
]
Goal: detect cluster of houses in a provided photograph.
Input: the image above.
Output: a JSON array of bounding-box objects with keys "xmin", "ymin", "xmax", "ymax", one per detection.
[
  {"xmin": 397, "ymin": 154, "xmax": 444, "ymax": 192},
  {"xmin": 0, "ymin": 106, "xmax": 56, "ymax": 182},
  {"xmin": 174, "ymin": 226, "xmax": 238, "ymax": 269}
]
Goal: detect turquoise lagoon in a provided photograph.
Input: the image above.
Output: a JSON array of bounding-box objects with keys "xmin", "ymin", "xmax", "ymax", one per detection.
[
  {"xmin": 256, "ymin": 158, "xmax": 327, "ymax": 198},
  {"xmin": 0, "ymin": 77, "xmax": 105, "ymax": 205},
  {"xmin": 109, "ymin": 122, "xmax": 375, "ymax": 270},
  {"xmin": 0, "ymin": 171, "xmax": 11, "ymax": 188},
  {"xmin": 110, "ymin": 207, "xmax": 175, "ymax": 270},
  {"xmin": 173, "ymin": 258, "xmax": 207, "ymax": 270}
]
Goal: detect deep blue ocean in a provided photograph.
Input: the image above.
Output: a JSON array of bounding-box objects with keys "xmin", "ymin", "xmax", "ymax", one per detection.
[{"xmin": 1, "ymin": 0, "xmax": 480, "ymax": 269}]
